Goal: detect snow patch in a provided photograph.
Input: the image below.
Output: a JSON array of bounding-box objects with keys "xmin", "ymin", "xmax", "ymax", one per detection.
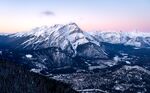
[
  {"xmin": 25, "ymin": 54, "xmax": 32, "ymax": 58},
  {"xmin": 0, "ymin": 51, "xmax": 2, "ymax": 55},
  {"xmin": 114, "ymin": 85, "xmax": 125, "ymax": 91},
  {"xmin": 78, "ymin": 89, "xmax": 108, "ymax": 93},
  {"xmin": 113, "ymin": 56, "xmax": 121, "ymax": 62},
  {"xmin": 89, "ymin": 65, "xmax": 107, "ymax": 70},
  {"xmin": 30, "ymin": 68, "xmax": 42, "ymax": 73},
  {"xmin": 125, "ymin": 61, "xmax": 131, "ymax": 64}
]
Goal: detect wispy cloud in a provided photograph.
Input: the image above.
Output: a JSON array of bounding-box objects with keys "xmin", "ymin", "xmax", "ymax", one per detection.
[{"xmin": 41, "ymin": 11, "xmax": 55, "ymax": 16}]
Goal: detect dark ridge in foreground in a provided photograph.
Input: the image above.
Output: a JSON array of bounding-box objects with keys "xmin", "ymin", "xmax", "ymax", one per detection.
[{"xmin": 0, "ymin": 61, "xmax": 78, "ymax": 93}]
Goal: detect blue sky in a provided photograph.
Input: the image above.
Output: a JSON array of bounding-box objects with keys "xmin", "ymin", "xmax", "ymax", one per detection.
[{"xmin": 0, "ymin": 0, "xmax": 150, "ymax": 33}]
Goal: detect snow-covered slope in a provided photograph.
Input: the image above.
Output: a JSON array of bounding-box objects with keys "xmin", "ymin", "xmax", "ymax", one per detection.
[
  {"xmin": 2, "ymin": 23, "xmax": 150, "ymax": 50},
  {"xmin": 10, "ymin": 23, "xmax": 99, "ymax": 51},
  {"xmin": 91, "ymin": 31, "xmax": 150, "ymax": 48},
  {"xmin": 7, "ymin": 23, "xmax": 150, "ymax": 49}
]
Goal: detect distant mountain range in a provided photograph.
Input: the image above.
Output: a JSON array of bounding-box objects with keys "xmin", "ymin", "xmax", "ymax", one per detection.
[
  {"xmin": 91, "ymin": 31, "xmax": 150, "ymax": 48},
  {"xmin": 1, "ymin": 23, "xmax": 150, "ymax": 50}
]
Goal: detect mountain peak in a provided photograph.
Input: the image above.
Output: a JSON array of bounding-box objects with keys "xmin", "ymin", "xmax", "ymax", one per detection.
[
  {"xmin": 65, "ymin": 23, "xmax": 80, "ymax": 32},
  {"xmin": 9, "ymin": 23, "xmax": 100, "ymax": 53},
  {"xmin": 67, "ymin": 22, "xmax": 78, "ymax": 26},
  {"xmin": 30, "ymin": 22, "xmax": 80, "ymax": 36}
]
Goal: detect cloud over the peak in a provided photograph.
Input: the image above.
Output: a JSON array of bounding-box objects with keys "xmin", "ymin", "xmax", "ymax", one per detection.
[{"xmin": 41, "ymin": 11, "xmax": 55, "ymax": 16}]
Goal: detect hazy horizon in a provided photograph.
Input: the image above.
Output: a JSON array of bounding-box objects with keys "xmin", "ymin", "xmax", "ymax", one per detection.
[{"xmin": 0, "ymin": 0, "xmax": 150, "ymax": 33}]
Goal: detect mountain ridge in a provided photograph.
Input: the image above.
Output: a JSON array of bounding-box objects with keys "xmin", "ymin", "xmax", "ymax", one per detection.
[
  {"xmin": 91, "ymin": 31, "xmax": 150, "ymax": 48},
  {"xmin": 1, "ymin": 23, "xmax": 150, "ymax": 49},
  {"xmin": 9, "ymin": 23, "xmax": 99, "ymax": 52}
]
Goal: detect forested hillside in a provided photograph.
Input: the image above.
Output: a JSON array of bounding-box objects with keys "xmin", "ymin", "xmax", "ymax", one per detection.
[{"xmin": 0, "ymin": 61, "xmax": 78, "ymax": 93}]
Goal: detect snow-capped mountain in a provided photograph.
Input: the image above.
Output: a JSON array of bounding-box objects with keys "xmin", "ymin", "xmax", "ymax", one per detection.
[
  {"xmin": 2, "ymin": 23, "xmax": 150, "ymax": 51},
  {"xmin": 0, "ymin": 23, "xmax": 108, "ymax": 73},
  {"xmin": 91, "ymin": 31, "xmax": 150, "ymax": 48},
  {"xmin": 9, "ymin": 23, "xmax": 100, "ymax": 55}
]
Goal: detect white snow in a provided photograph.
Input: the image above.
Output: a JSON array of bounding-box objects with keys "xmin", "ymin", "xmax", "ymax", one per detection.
[
  {"xmin": 91, "ymin": 31, "xmax": 150, "ymax": 48},
  {"xmin": 103, "ymin": 60, "xmax": 117, "ymax": 67},
  {"xmin": 113, "ymin": 56, "xmax": 121, "ymax": 62},
  {"xmin": 121, "ymin": 53, "xmax": 128, "ymax": 56},
  {"xmin": 6, "ymin": 23, "xmax": 150, "ymax": 55},
  {"xmin": 125, "ymin": 61, "xmax": 131, "ymax": 64},
  {"xmin": 35, "ymin": 63, "xmax": 46, "ymax": 69},
  {"xmin": 0, "ymin": 51, "xmax": 2, "ymax": 55},
  {"xmin": 78, "ymin": 89, "xmax": 108, "ymax": 93},
  {"xmin": 10, "ymin": 23, "xmax": 101, "ymax": 56},
  {"xmin": 25, "ymin": 54, "xmax": 32, "ymax": 58},
  {"xmin": 30, "ymin": 63, "xmax": 46, "ymax": 73},
  {"xmin": 30, "ymin": 68, "xmax": 42, "ymax": 73},
  {"xmin": 114, "ymin": 85, "xmax": 125, "ymax": 91},
  {"xmin": 5, "ymin": 24, "xmax": 150, "ymax": 49},
  {"xmin": 89, "ymin": 65, "xmax": 107, "ymax": 70},
  {"xmin": 134, "ymin": 47, "xmax": 140, "ymax": 49}
]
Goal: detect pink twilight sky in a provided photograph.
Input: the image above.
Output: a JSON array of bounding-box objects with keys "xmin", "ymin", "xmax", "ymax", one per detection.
[{"xmin": 0, "ymin": 0, "xmax": 150, "ymax": 33}]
